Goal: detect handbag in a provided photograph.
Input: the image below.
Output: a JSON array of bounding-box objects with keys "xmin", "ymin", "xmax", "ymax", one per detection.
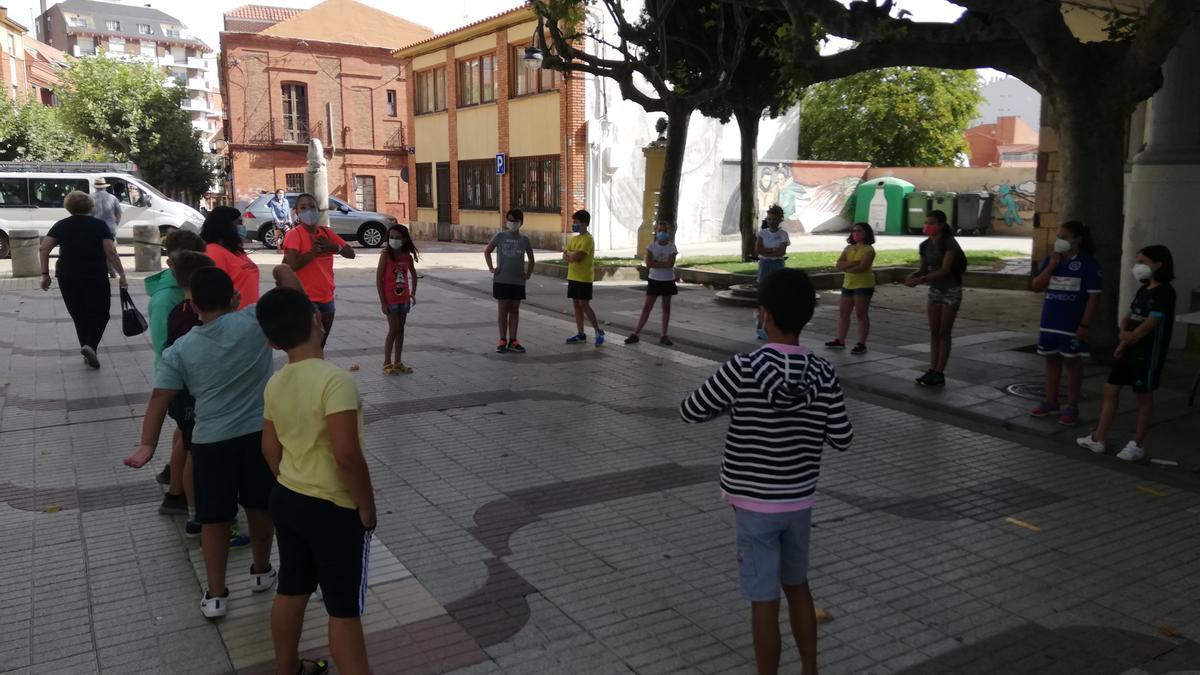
[{"xmin": 121, "ymin": 287, "xmax": 148, "ymax": 337}]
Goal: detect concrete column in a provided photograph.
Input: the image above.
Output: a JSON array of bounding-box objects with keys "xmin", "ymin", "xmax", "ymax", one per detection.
[
  {"xmin": 133, "ymin": 225, "xmax": 161, "ymax": 273},
  {"xmin": 10, "ymin": 230, "xmax": 42, "ymax": 278},
  {"xmin": 1122, "ymin": 21, "xmax": 1200, "ymax": 345}
]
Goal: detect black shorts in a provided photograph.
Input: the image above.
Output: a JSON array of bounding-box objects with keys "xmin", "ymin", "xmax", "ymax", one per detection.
[
  {"xmin": 270, "ymin": 483, "xmax": 372, "ymax": 618},
  {"xmin": 646, "ymin": 279, "xmax": 678, "ymax": 297},
  {"xmin": 493, "ymin": 282, "xmax": 526, "ymax": 301},
  {"xmin": 1107, "ymin": 351, "xmax": 1164, "ymax": 393},
  {"xmin": 190, "ymin": 431, "xmax": 275, "ymax": 524},
  {"xmin": 567, "ymin": 280, "xmax": 593, "ymax": 300},
  {"xmin": 167, "ymin": 391, "xmax": 196, "ymax": 449}
]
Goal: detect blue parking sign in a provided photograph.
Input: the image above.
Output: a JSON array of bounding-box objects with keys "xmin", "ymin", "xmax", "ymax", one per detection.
[{"xmin": 495, "ymin": 153, "xmax": 506, "ymax": 175}]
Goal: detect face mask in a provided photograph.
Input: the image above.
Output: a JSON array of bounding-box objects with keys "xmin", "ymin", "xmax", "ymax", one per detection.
[
  {"xmin": 506, "ymin": 220, "xmax": 521, "ymax": 232},
  {"xmin": 388, "ymin": 238, "xmax": 404, "ymax": 250},
  {"xmin": 852, "ymin": 230, "xmax": 866, "ymax": 243},
  {"xmin": 235, "ymin": 224, "xmax": 247, "ymax": 239},
  {"xmin": 923, "ymin": 224, "xmax": 939, "ymax": 237},
  {"xmin": 298, "ymin": 209, "xmax": 319, "ymax": 226},
  {"xmin": 655, "ymin": 231, "xmax": 670, "ymax": 243},
  {"xmin": 1132, "ymin": 263, "xmax": 1153, "ymax": 282},
  {"xmin": 1053, "ymin": 238, "xmax": 1071, "ymax": 254},
  {"xmin": 571, "ymin": 222, "xmax": 583, "ymax": 233}
]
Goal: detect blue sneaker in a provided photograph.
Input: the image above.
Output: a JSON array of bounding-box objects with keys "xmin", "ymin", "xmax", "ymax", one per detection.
[
  {"xmin": 228, "ymin": 522, "xmax": 251, "ymax": 549},
  {"xmin": 756, "ymin": 329, "xmax": 768, "ymax": 341},
  {"xmin": 595, "ymin": 330, "xmax": 605, "ymax": 346},
  {"xmin": 565, "ymin": 333, "xmax": 587, "ymax": 344}
]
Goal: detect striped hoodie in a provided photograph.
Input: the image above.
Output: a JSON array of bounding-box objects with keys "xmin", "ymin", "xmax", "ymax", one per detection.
[{"xmin": 680, "ymin": 345, "xmax": 852, "ymax": 504}]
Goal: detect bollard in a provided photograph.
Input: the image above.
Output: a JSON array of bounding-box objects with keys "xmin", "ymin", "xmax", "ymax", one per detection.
[
  {"xmin": 10, "ymin": 229, "xmax": 41, "ymax": 278},
  {"xmin": 133, "ymin": 225, "xmax": 161, "ymax": 273}
]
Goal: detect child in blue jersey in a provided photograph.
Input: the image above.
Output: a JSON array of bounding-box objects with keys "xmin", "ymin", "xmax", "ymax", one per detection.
[
  {"xmin": 1078, "ymin": 245, "xmax": 1176, "ymax": 462},
  {"xmin": 1029, "ymin": 221, "xmax": 1101, "ymax": 426}
]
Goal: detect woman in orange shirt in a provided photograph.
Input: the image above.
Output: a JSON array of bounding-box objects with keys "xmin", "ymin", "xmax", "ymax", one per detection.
[{"xmin": 201, "ymin": 206, "xmax": 260, "ymax": 308}]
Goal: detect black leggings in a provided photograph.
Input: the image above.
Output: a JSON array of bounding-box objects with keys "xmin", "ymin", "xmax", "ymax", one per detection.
[{"xmin": 59, "ymin": 277, "xmax": 111, "ymax": 350}]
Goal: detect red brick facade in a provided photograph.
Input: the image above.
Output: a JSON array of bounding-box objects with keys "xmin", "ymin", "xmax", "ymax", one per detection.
[{"xmin": 560, "ymin": 70, "xmax": 587, "ymax": 229}]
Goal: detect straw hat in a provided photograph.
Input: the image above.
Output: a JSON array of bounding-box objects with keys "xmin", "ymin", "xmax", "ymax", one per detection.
[{"xmin": 94, "ymin": 178, "xmax": 110, "ymax": 188}]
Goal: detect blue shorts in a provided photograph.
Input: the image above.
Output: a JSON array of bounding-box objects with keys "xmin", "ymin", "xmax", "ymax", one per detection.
[
  {"xmin": 1037, "ymin": 331, "xmax": 1089, "ymax": 358},
  {"xmin": 757, "ymin": 258, "xmax": 786, "ymax": 283},
  {"xmin": 388, "ymin": 303, "xmax": 411, "ymax": 315},
  {"xmin": 841, "ymin": 287, "xmax": 875, "ymax": 298},
  {"xmin": 734, "ymin": 507, "xmax": 812, "ymax": 602},
  {"xmin": 312, "ymin": 300, "xmax": 336, "ymax": 316}
]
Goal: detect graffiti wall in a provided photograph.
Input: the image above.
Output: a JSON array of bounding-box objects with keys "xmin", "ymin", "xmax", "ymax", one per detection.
[
  {"xmin": 866, "ymin": 166, "xmax": 1037, "ymax": 236},
  {"xmin": 721, "ymin": 160, "xmax": 869, "ymax": 236}
]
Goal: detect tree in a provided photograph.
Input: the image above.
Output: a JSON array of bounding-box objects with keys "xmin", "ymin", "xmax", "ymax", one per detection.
[
  {"xmin": 0, "ymin": 98, "xmax": 95, "ymax": 162},
  {"xmin": 533, "ymin": 0, "xmax": 750, "ymax": 225},
  {"xmin": 797, "ymin": 67, "xmax": 981, "ymax": 167},
  {"xmin": 56, "ymin": 56, "xmax": 213, "ymax": 199}
]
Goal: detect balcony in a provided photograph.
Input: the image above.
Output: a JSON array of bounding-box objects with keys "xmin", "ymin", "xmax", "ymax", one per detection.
[
  {"xmin": 383, "ymin": 124, "xmax": 408, "ymax": 151},
  {"xmin": 72, "ymin": 45, "xmax": 98, "ymax": 57},
  {"xmin": 247, "ymin": 120, "xmax": 325, "ymax": 146},
  {"xmin": 183, "ymin": 98, "xmax": 217, "ymax": 115},
  {"xmin": 158, "ymin": 55, "xmax": 207, "ymax": 71},
  {"xmin": 186, "ymin": 77, "xmax": 213, "ymax": 92}
]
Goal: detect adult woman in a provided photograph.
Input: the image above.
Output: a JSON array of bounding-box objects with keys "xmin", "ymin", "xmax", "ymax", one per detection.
[
  {"xmin": 904, "ymin": 210, "xmax": 965, "ymax": 387},
  {"xmin": 201, "ymin": 206, "xmax": 260, "ymax": 308},
  {"xmin": 283, "ymin": 193, "xmax": 355, "ymax": 346},
  {"xmin": 38, "ymin": 191, "xmax": 127, "ymax": 369}
]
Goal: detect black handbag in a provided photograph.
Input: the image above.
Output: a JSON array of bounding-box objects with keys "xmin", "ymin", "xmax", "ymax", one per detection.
[{"xmin": 121, "ymin": 287, "xmax": 148, "ymax": 337}]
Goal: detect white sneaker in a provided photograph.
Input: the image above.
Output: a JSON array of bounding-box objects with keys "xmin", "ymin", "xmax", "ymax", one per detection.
[
  {"xmin": 200, "ymin": 591, "xmax": 228, "ymax": 619},
  {"xmin": 250, "ymin": 564, "xmax": 277, "ymax": 593},
  {"xmin": 1076, "ymin": 434, "xmax": 1105, "ymax": 454},
  {"xmin": 1116, "ymin": 442, "xmax": 1146, "ymax": 462}
]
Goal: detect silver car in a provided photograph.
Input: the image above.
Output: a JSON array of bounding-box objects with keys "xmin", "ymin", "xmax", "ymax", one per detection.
[{"xmin": 241, "ymin": 192, "xmax": 397, "ymax": 249}]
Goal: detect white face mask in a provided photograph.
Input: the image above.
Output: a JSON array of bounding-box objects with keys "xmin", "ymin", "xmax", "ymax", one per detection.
[
  {"xmin": 1053, "ymin": 238, "xmax": 1071, "ymax": 254},
  {"xmin": 388, "ymin": 238, "xmax": 404, "ymax": 250},
  {"xmin": 298, "ymin": 208, "xmax": 319, "ymax": 226},
  {"xmin": 506, "ymin": 220, "xmax": 521, "ymax": 232},
  {"xmin": 1131, "ymin": 263, "xmax": 1153, "ymax": 282}
]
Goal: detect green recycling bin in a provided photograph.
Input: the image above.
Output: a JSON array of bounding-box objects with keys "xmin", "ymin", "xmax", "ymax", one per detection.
[
  {"xmin": 853, "ymin": 177, "xmax": 915, "ymax": 235},
  {"xmin": 931, "ymin": 191, "xmax": 956, "ymax": 228},
  {"xmin": 905, "ymin": 191, "xmax": 933, "ymax": 234}
]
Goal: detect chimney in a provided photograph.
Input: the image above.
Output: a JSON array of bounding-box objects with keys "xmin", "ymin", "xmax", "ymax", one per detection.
[{"xmin": 39, "ymin": 0, "xmax": 47, "ymax": 41}]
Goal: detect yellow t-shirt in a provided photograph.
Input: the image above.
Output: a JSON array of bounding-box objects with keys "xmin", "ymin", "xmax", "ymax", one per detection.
[
  {"xmin": 842, "ymin": 244, "xmax": 876, "ymax": 290},
  {"xmin": 565, "ymin": 232, "xmax": 595, "ymax": 283},
  {"xmin": 264, "ymin": 358, "xmax": 363, "ymax": 509}
]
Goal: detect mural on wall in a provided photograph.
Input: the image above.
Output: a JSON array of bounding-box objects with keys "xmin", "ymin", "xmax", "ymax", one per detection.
[
  {"xmin": 988, "ymin": 180, "xmax": 1036, "ymax": 230},
  {"xmin": 723, "ymin": 160, "xmax": 868, "ymax": 236}
]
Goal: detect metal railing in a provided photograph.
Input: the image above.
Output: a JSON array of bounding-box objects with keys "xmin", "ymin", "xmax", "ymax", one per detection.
[
  {"xmin": 245, "ymin": 120, "xmax": 324, "ymax": 146},
  {"xmin": 383, "ymin": 124, "xmax": 407, "ymax": 150}
]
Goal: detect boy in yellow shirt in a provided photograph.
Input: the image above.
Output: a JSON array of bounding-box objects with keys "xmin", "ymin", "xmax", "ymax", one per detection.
[
  {"xmin": 255, "ymin": 286, "xmax": 377, "ymax": 675},
  {"xmin": 563, "ymin": 209, "xmax": 605, "ymax": 345}
]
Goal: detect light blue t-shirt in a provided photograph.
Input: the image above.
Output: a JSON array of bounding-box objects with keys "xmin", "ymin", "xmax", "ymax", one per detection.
[{"xmin": 156, "ymin": 306, "xmax": 272, "ymax": 444}]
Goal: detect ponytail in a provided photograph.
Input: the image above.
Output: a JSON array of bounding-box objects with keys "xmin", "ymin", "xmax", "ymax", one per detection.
[{"xmin": 1061, "ymin": 220, "xmax": 1095, "ymax": 255}]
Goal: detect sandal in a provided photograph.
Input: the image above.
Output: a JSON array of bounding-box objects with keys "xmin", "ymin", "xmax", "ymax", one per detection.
[
  {"xmin": 393, "ymin": 362, "xmax": 413, "ymax": 374},
  {"xmin": 659, "ymin": 336, "xmax": 674, "ymax": 346},
  {"xmin": 298, "ymin": 658, "xmax": 329, "ymax": 675},
  {"xmin": 624, "ymin": 334, "xmax": 640, "ymax": 344},
  {"xmin": 383, "ymin": 363, "xmax": 398, "ymax": 375}
]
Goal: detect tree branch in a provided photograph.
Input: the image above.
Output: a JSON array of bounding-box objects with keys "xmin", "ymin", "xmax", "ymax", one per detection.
[{"xmin": 1119, "ymin": 0, "xmax": 1198, "ymax": 90}]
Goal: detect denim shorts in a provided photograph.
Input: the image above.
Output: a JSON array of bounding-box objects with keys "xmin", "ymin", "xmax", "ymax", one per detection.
[
  {"xmin": 312, "ymin": 300, "xmax": 336, "ymax": 315},
  {"xmin": 757, "ymin": 258, "xmax": 787, "ymax": 283},
  {"xmin": 388, "ymin": 303, "xmax": 411, "ymax": 315},
  {"xmin": 841, "ymin": 287, "xmax": 875, "ymax": 298},
  {"xmin": 734, "ymin": 507, "xmax": 812, "ymax": 602}
]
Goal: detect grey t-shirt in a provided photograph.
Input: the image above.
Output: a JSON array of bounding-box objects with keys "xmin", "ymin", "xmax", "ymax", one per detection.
[
  {"xmin": 490, "ymin": 230, "xmax": 533, "ymax": 286},
  {"xmin": 923, "ymin": 237, "xmax": 961, "ymax": 290}
]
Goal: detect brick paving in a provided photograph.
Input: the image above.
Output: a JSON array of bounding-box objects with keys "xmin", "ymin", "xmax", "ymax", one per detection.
[{"xmin": 2, "ymin": 247, "xmax": 1199, "ymax": 674}]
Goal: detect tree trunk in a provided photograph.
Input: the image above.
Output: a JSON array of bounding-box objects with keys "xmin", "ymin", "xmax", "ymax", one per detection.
[
  {"xmin": 733, "ymin": 107, "xmax": 762, "ymax": 262},
  {"xmin": 655, "ymin": 105, "xmax": 692, "ymax": 227},
  {"xmin": 1053, "ymin": 90, "xmax": 1132, "ymax": 358}
]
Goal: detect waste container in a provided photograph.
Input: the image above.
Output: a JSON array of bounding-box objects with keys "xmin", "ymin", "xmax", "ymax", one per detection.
[
  {"xmin": 955, "ymin": 192, "xmax": 994, "ymax": 235},
  {"xmin": 853, "ymin": 177, "xmax": 915, "ymax": 235},
  {"xmin": 905, "ymin": 191, "xmax": 933, "ymax": 234},
  {"xmin": 931, "ymin": 191, "xmax": 956, "ymax": 228}
]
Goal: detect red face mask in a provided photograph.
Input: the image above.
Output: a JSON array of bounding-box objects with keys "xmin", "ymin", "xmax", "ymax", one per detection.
[
  {"xmin": 852, "ymin": 230, "xmax": 866, "ymax": 243},
  {"xmin": 923, "ymin": 223, "xmax": 940, "ymax": 237}
]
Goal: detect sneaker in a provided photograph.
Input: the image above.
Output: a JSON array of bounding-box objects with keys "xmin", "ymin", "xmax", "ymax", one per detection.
[
  {"xmin": 850, "ymin": 343, "xmax": 868, "ymax": 355},
  {"xmin": 595, "ymin": 330, "xmax": 605, "ymax": 346},
  {"xmin": 915, "ymin": 370, "xmax": 935, "ymax": 386},
  {"xmin": 158, "ymin": 492, "xmax": 189, "ymax": 516},
  {"xmin": 156, "ymin": 465, "xmax": 171, "ymax": 485},
  {"xmin": 80, "ymin": 346, "xmax": 100, "ymax": 369},
  {"xmin": 250, "ymin": 564, "xmax": 278, "ymax": 593},
  {"xmin": 229, "ymin": 522, "xmax": 251, "ymax": 550},
  {"xmin": 825, "ymin": 339, "xmax": 846, "ymax": 350},
  {"xmin": 1029, "ymin": 401, "xmax": 1060, "ymax": 418},
  {"xmin": 565, "ymin": 333, "xmax": 587, "ymax": 344},
  {"xmin": 1058, "ymin": 405, "xmax": 1079, "ymax": 426},
  {"xmin": 756, "ymin": 329, "xmax": 768, "ymax": 341},
  {"xmin": 1076, "ymin": 434, "xmax": 1105, "ymax": 454},
  {"xmin": 508, "ymin": 340, "xmax": 526, "ymax": 354},
  {"xmin": 1116, "ymin": 441, "xmax": 1146, "ymax": 462},
  {"xmin": 659, "ymin": 336, "xmax": 674, "ymax": 346},
  {"xmin": 495, "ymin": 339, "xmax": 509, "ymax": 354},
  {"xmin": 929, "ymin": 372, "xmax": 946, "ymax": 387},
  {"xmin": 624, "ymin": 334, "xmax": 640, "ymax": 345},
  {"xmin": 185, "ymin": 519, "xmax": 201, "ymax": 538},
  {"xmin": 200, "ymin": 590, "xmax": 228, "ymax": 619}
]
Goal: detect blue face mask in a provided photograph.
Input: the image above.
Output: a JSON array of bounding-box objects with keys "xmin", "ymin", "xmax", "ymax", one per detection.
[
  {"xmin": 571, "ymin": 222, "xmax": 583, "ymax": 233},
  {"xmin": 235, "ymin": 224, "xmax": 247, "ymax": 239},
  {"xmin": 655, "ymin": 231, "xmax": 670, "ymax": 242}
]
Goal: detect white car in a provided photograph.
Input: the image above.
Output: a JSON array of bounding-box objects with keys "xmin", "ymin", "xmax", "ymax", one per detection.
[{"xmin": 0, "ymin": 170, "xmax": 205, "ymax": 258}]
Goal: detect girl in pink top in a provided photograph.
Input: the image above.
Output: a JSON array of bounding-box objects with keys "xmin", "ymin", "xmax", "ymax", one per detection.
[
  {"xmin": 376, "ymin": 224, "xmax": 419, "ymax": 375},
  {"xmin": 200, "ymin": 206, "xmax": 259, "ymax": 308}
]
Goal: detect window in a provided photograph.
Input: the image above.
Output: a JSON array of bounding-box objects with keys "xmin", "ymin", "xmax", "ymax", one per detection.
[
  {"xmin": 457, "ymin": 53, "xmax": 495, "ymax": 106},
  {"xmin": 106, "ymin": 20, "xmax": 121, "ymax": 31},
  {"xmin": 511, "ymin": 45, "xmax": 561, "ymax": 96},
  {"xmin": 108, "ymin": 37, "xmax": 124, "ymax": 52},
  {"xmin": 386, "ymin": 89, "xmax": 397, "ymax": 117},
  {"xmin": 166, "ymin": 28, "xmax": 181, "ymax": 38},
  {"xmin": 0, "ymin": 178, "xmax": 28, "ymax": 207},
  {"xmin": 414, "ymin": 67, "xmax": 445, "ymax": 114},
  {"xmin": 31, "ymin": 178, "xmax": 89, "ymax": 208},
  {"xmin": 141, "ymin": 42, "xmax": 156, "ymax": 58},
  {"xmin": 285, "ymin": 173, "xmax": 304, "ymax": 191},
  {"xmin": 7, "ymin": 35, "xmax": 15, "ymax": 57},
  {"xmin": 69, "ymin": 16, "xmax": 88, "ymax": 27},
  {"xmin": 458, "ymin": 159, "xmax": 499, "ymax": 210},
  {"xmin": 281, "ymin": 83, "xmax": 309, "ymax": 143},
  {"xmin": 510, "ymin": 156, "xmax": 560, "ymax": 212},
  {"xmin": 138, "ymin": 24, "xmax": 152, "ymax": 35},
  {"xmin": 354, "ymin": 176, "xmax": 376, "ymax": 211},
  {"xmin": 416, "ymin": 163, "xmax": 433, "ymax": 207}
]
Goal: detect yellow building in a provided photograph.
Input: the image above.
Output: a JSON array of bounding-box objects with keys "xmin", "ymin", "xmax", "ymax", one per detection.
[{"xmin": 394, "ymin": 6, "xmax": 586, "ymax": 250}]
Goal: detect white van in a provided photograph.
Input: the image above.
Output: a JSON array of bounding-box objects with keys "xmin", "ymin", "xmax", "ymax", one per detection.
[{"xmin": 0, "ymin": 169, "xmax": 206, "ymax": 258}]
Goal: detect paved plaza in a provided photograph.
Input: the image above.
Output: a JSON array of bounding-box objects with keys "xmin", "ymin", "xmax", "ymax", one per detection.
[{"xmin": 2, "ymin": 245, "xmax": 1200, "ymax": 674}]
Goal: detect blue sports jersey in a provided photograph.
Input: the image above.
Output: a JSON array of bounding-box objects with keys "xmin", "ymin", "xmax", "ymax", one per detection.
[{"xmin": 1039, "ymin": 253, "xmax": 1101, "ymax": 335}]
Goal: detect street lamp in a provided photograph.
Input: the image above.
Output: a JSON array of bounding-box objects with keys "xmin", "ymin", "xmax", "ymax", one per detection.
[
  {"xmin": 524, "ymin": 15, "xmax": 548, "ymax": 67},
  {"xmin": 523, "ymin": 45, "xmax": 544, "ymax": 67}
]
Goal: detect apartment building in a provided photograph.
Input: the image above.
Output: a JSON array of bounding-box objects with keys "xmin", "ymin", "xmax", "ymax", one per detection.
[{"xmin": 1, "ymin": 6, "xmax": 66, "ymax": 105}]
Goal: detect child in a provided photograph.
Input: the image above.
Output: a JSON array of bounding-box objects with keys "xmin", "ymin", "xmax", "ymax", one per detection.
[
  {"xmin": 1078, "ymin": 245, "xmax": 1175, "ymax": 462},
  {"xmin": 904, "ymin": 210, "xmax": 965, "ymax": 387},
  {"xmin": 484, "ymin": 209, "xmax": 535, "ymax": 353},
  {"xmin": 563, "ymin": 209, "xmax": 605, "ymax": 345},
  {"xmin": 680, "ymin": 268, "xmax": 852, "ymax": 675},
  {"xmin": 125, "ymin": 264, "xmax": 305, "ymax": 620},
  {"xmin": 1029, "ymin": 221, "xmax": 1101, "ymax": 426},
  {"xmin": 284, "ymin": 193, "xmax": 357, "ymax": 347},
  {"xmin": 256, "ymin": 286, "xmax": 376, "ymax": 675},
  {"xmin": 826, "ymin": 222, "xmax": 876, "ymax": 355},
  {"xmin": 625, "ymin": 219, "xmax": 678, "ymax": 346},
  {"xmin": 377, "ymin": 224, "xmax": 419, "ymax": 374},
  {"xmin": 755, "ymin": 204, "xmax": 790, "ymax": 340}
]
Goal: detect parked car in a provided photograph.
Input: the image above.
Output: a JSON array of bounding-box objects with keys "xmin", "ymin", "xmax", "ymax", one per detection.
[
  {"xmin": 241, "ymin": 192, "xmax": 397, "ymax": 249},
  {"xmin": 0, "ymin": 168, "xmax": 205, "ymax": 258}
]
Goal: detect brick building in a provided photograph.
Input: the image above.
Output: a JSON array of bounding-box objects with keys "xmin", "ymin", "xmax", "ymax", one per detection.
[
  {"xmin": 393, "ymin": 6, "xmax": 587, "ymax": 250},
  {"xmin": 966, "ymin": 115, "xmax": 1040, "ymax": 168},
  {"xmin": 1, "ymin": 7, "xmax": 68, "ymax": 106},
  {"xmin": 220, "ymin": 0, "xmax": 432, "ymax": 216}
]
